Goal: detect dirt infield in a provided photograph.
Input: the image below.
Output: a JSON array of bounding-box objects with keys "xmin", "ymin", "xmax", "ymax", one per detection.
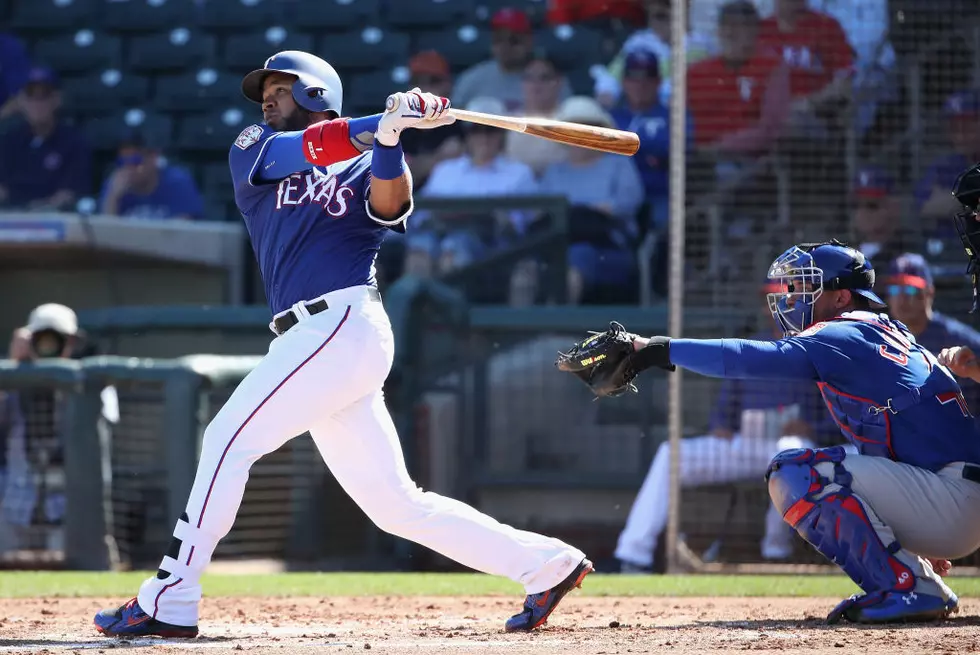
[{"xmin": 1, "ymin": 596, "xmax": 977, "ymax": 655}]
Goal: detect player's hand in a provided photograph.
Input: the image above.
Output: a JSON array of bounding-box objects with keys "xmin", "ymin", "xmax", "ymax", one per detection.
[
  {"xmin": 938, "ymin": 346, "xmax": 980, "ymax": 381},
  {"xmin": 375, "ymin": 87, "xmax": 455, "ymax": 147},
  {"xmin": 927, "ymin": 557, "xmax": 952, "ymax": 577}
]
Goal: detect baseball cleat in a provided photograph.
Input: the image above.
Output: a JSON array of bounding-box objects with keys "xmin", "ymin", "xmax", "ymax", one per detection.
[
  {"xmin": 504, "ymin": 558, "xmax": 593, "ymax": 632},
  {"xmin": 827, "ymin": 590, "xmax": 959, "ymax": 625},
  {"xmin": 94, "ymin": 597, "xmax": 199, "ymax": 638}
]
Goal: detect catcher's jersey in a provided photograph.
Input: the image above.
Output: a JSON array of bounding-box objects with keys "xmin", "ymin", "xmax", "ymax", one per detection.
[
  {"xmin": 670, "ymin": 311, "xmax": 980, "ymax": 471},
  {"xmin": 228, "ymin": 124, "xmax": 395, "ymax": 315}
]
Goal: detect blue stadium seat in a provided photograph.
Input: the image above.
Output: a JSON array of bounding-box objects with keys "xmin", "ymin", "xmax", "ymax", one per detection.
[
  {"xmin": 413, "ymin": 26, "xmax": 490, "ymax": 72},
  {"xmin": 176, "ymin": 107, "xmax": 251, "ymax": 153},
  {"xmin": 346, "ymin": 68, "xmax": 411, "ymax": 117},
  {"xmin": 202, "ymin": 162, "xmax": 232, "ymax": 196},
  {"xmin": 197, "ymin": 0, "xmax": 282, "ymax": 32},
  {"xmin": 102, "ymin": 0, "xmax": 197, "ymax": 33},
  {"xmin": 386, "ymin": 0, "xmax": 473, "ymax": 30},
  {"xmin": 153, "ymin": 68, "xmax": 243, "ymax": 113},
  {"xmin": 62, "ymin": 69, "xmax": 151, "ymax": 117},
  {"xmin": 128, "ymin": 29, "xmax": 218, "ymax": 74},
  {"xmin": 223, "ymin": 28, "xmax": 316, "ymax": 74},
  {"xmin": 534, "ymin": 25, "xmax": 608, "ymax": 70},
  {"xmin": 32, "ymin": 30, "xmax": 123, "ymax": 77},
  {"xmin": 318, "ymin": 28, "xmax": 410, "ymax": 74},
  {"xmin": 288, "ymin": 0, "xmax": 381, "ymax": 32},
  {"xmin": 566, "ymin": 66, "xmax": 597, "ymax": 96},
  {"xmin": 470, "ymin": 0, "xmax": 548, "ymax": 23},
  {"xmin": 11, "ymin": 0, "xmax": 97, "ymax": 32},
  {"xmin": 85, "ymin": 109, "xmax": 174, "ymax": 153}
]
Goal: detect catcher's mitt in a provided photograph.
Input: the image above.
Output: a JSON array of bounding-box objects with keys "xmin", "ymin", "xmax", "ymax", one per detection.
[{"xmin": 555, "ymin": 321, "xmax": 639, "ymax": 398}]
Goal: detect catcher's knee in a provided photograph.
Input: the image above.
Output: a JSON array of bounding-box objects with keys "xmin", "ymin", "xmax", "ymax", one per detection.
[{"xmin": 767, "ymin": 446, "xmax": 851, "ymax": 526}]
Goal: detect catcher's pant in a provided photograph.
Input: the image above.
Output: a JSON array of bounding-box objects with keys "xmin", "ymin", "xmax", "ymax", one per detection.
[
  {"xmin": 615, "ymin": 433, "xmax": 818, "ymax": 568},
  {"xmin": 135, "ymin": 286, "xmax": 586, "ymax": 627}
]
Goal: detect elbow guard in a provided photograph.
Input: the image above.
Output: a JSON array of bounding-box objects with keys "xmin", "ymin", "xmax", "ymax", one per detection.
[
  {"xmin": 631, "ymin": 336, "xmax": 675, "ymax": 373},
  {"xmin": 302, "ymin": 119, "xmax": 361, "ymax": 166}
]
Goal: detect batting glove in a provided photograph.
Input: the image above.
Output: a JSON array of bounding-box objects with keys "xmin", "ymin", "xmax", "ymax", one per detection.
[{"xmin": 375, "ymin": 87, "xmax": 455, "ymax": 147}]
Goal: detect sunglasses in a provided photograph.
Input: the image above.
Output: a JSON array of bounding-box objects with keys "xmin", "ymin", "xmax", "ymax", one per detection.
[
  {"xmin": 116, "ymin": 153, "xmax": 144, "ymax": 166},
  {"xmin": 857, "ymin": 199, "xmax": 883, "ymax": 210},
  {"xmin": 887, "ymin": 284, "xmax": 923, "ymax": 297}
]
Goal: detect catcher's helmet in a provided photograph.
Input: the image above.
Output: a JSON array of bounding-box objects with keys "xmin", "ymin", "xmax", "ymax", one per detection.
[
  {"xmin": 241, "ymin": 50, "xmax": 343, "ymax": 115},
  {"xmin": 951, "ymin": 162, "xmax": 980, "ymax": 311},
  {"xmin": 767, "ymin": 239, "xmax": 886, "ymax": 336}
]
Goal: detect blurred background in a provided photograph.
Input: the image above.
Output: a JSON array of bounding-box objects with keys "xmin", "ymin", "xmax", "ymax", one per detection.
[{"xmin": 2, "ymin": 0, "xmax": 980, "ymax": 576}]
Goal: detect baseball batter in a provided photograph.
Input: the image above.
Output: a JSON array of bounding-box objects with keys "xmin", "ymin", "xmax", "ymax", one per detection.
[
  {"xmin": 93, "ymin": 51, "xmax": 591, "ymax": 638},
  {"xmin": 560, "ymin": 239, "xmax": 980, "ymax": 623}
]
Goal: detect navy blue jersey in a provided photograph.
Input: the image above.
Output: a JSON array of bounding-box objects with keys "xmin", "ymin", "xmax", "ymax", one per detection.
[
  {"xmin": 229, "ymin": 124, "xmax": 400, "ymax": 314},
  {"xmin": 670, "ymin": 311, "xmax": 980, "ymax": 471}
]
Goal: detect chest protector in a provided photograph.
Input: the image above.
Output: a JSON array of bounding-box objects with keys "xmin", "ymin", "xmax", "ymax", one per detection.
[{"xmin": 814, "ymin": 316, "xmax": 957, "ymax": 460}]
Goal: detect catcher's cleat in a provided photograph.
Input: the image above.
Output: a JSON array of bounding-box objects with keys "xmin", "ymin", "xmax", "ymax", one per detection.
[
  {"xmin": 826, "ymin": 590, "xmax": 959, "ymax": 625},
  {"xmin": 505, "ymin": 558, "xmax": 593, "ymax": 632},
  {"xmin": 94, "ymin": 597, "xmax": 199, "ymax": 638}
]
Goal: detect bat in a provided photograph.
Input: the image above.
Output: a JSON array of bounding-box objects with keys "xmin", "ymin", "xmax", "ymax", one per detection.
[{"xmin": 447, "ymin": 108, "xmax": 640, "ymax": 157}]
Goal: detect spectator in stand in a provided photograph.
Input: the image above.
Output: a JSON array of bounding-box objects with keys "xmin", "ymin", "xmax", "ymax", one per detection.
[
  {"xmin": 453, "ymin": 7, "xmax": 571, "ymax": 113},
  {"xmin": 0, "ymin": 32, "xmax": 31, "ymax": 122},
  {"xmin": 850, "ymin": 166, "xmax": 913, "ymax": 275},
  {"xmin": 400, "ymin": 51, "xmax": 464, "ymax": 189},
  {"xmin": 914, "ymin": 90, "xmax": 980, "ymax": 240},
  {"xmin": 405, "ymin": 97, "xmax": 538, "ymax": 284},
  {"xmin": 98, "ymin": 129, "xmax": 204, "ymax": 220},
  {"xmin": 505, "ymin": 52, "xmax": 568, "ymax": 177},
  {"xmin": 0, "ymin": 66, "xmax": 91, "ymax": 212},
  {"xmin": 594, "ymin": 0, "xmax": 715, "ymax": 109},
  {"xmin": 883, "ymin": 253, "xmax": 980, "ymax": 428},
  {"xmin": 608, "ymin": 49, "xmax": 690, "ymax": 233},
  {"xmin": 686, "ymin": 1, "xmax": 791, "ymax": 160},
  {"xmin": 516, "ymin": 97, "xmax": 644, "ymax": 305},
  {"xmin": 547, "ymin": 0, "xmax": 646, "ymax": 27}
]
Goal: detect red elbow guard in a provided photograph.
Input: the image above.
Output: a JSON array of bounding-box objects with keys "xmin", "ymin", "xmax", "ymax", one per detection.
[{"xmin": 302, "ymin": 119, "xmax": 361, "ymax": 166}]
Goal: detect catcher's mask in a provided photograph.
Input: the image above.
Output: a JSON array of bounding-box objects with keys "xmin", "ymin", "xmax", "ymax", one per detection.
[
  {"xmin": 952, "ymin": 163, "xmax": 980, "ymax": 312},
  {"xmin": 767, "ymin": 239, "xmax": 886, "ymax": 336}
]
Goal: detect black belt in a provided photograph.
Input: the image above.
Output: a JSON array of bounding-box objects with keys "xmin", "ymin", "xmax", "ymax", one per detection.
[
  {"xmin": 963, "ymin": 464, "xmax": 980, "ymax": 485},
  {"xmin": 273, "ymin": 287, "xmax": 381, "ymax": 335}
]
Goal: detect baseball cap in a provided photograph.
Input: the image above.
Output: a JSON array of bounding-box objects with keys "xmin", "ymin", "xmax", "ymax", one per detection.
[
  {"xmin": 944, "ymin": 89, "xmax": 980, "ymax": 117},
  {"xmin": 24, "ymin": 65, "xmax": 60, "ymax": 90},
  {"xmin": 623, "ymin": 49, "xmax": 660, "ymax": 78},
  {"xmin": 409, "ymin": 50, "xmax": 450, "ymax": 79},
  {"xmin": 853, "ymin": 166, "xmax": 895, "ymax": 199},
  {"xmin": 27, "ymin": 303, "xmax": 78, "ymax": 336},
  {"xmin": 887, "ymin": 253, "xmax": 934, "ymax": 289},
  {"xmin": 491, "ymin": 7, "xmax": 531, "ymax": 33}
]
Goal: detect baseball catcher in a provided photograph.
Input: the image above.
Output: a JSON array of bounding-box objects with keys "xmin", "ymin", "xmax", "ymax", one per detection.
[{"xmin": 558, "ymin": 239, "xmax": 980, "ymax": 624}]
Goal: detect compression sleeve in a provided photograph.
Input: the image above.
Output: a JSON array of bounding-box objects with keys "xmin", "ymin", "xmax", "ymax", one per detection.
[{"xmin": 669, "ymin": 338, "xmax": 818, "ymax": 380}]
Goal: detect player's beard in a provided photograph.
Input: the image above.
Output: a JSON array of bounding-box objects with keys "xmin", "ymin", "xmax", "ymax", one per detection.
[{"xmin": 281, "ymin": 107, "xmax": 313, "ymax": 132}]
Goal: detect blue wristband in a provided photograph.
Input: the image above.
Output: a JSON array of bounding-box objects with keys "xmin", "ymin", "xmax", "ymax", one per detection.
[{"xmin": 371, "ymin": 140, "xmax": 406, "ymax": 180}]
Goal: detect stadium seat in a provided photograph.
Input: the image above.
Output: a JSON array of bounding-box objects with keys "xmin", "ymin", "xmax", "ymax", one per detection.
[
  {"xmin": 176, "ymin": 107, "xmax": 251, "ymax": 153},
  {"xmin": 202, "ymin": 162, "xmax": 233, "ymax": 196},
  {"xmin": 153, "ymin": 68, "xmax": 242, "ymax": 113},
  {"xmin": 567, "ymin": 66, "xmax": 597, "ymax": 96},
  {"xmin": 101, "ymin": 0, "xmax": 197, "ymax": 33},
  {"xmin": 32, "ymin": 30, "xmax": 123, "ymax": 77},
  {"xmin": 346, "ymin": 68, "xmax": 410, "ymax": 117},
  {"xmin": 533, "ymin": 25, "xmax": 607, "ymax": 70},
  {"xmin": 11, "ymin": 0, "xmax": 97, "ymax": 33},
  {"xmin": 413, "ymin": 26, "xmax": 490, "ymax": 72},
  {"xmin": 471, "ymin": 0, "xmax": 548, "ymax": 23},
  {"xmin": 288, "ymin": 0, "xmax": 381, "ymax": 32},
  {"xmin": 128, "ymin": 29, "xmax": 218, "ymax": 74},
  {"xmin": 85, "ymin": 109, "xmax": 174, "ymax": 152},
  {"xmin": 223, "ymin": 28, "xmax": 316, "ymax": 74},
  {"xmin": 62, "ymin": 69, "xmax": 151, "ymax": 117},
  {"xmin": 386, "ymin": 0, "xmax": 473, "ymax": 30},
  {"xmin": 317, "ymin": 28, "xmax": 410, "ymax": 73},
  {"xmin": 197, "ymin": 0, "xmax": 282, "ymax": 33}
]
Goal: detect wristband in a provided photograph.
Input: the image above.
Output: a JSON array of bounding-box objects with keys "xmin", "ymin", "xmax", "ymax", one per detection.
[
  {"xmin": 302, "ymin": 119, "xmax": 360, "ymax": 166},
  {"xmin": 371, "ymin": 140, "xmax": 406, "ymax": 180},
  {"xmin": 631, "ymin": 336, "xmax": 675, "ymax": 373}
]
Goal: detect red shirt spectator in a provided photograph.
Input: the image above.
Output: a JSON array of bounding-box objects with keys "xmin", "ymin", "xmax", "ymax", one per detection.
[
  {"xmin": 547, "ymin": 0, "xmax": 645, "ymax": 26},
  {"xmin": 686, "ymin": 1, "xmax": 790, "ymax": 154},
  {"xmin": 757, "ymin": 1, "xmax": 853, "ymax": 99}
]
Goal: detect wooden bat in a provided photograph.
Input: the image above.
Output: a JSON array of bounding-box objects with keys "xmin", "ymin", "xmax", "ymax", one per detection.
[{"xmin": 447, "ymin": 108, "xmax": 640, "ymax": 157}]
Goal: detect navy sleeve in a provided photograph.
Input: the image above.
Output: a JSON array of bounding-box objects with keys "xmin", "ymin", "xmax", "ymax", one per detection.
[
  {"xmin": 670, "ymin": 338, "xmax": 819, "ymax": 380},
  {"xmin": 61, "ymin": 133, "xmax": 93, "ymax": 197},
  {"xmin": 170, "ymin": 167, "xmax": 205, "ymax": 219},
  {"xmin": 229, "ymin": 124, "xmax": 286, "ymax": 212}
]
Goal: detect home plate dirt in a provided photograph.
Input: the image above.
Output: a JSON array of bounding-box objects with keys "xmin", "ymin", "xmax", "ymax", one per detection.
[{"xmin": 1, "ymin": 597, "xmax": 978, "ymax": 655}]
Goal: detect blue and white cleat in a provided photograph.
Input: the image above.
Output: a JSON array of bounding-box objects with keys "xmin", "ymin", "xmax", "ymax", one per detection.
[
  {"xmin": 827, "ymin": 590, "xmax": 959, "ymax": 625},
  {"xmin": 94, "ymin": 597, "xmax": 199, "ymax": 638},
  {"xmin": 505, "ymin": 558, "xmax": 593, "ymax": 632}
]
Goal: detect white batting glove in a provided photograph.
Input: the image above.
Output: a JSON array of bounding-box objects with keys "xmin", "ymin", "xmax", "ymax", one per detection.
[{"xmin": 375, "ymin": 87, "xmax": 455, "ymax": 147}]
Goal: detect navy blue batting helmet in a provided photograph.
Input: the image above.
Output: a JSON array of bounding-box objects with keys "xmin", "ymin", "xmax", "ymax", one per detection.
[{"xmin": 241, "ymin": 50, "xmax": 343, "ymax": 115}]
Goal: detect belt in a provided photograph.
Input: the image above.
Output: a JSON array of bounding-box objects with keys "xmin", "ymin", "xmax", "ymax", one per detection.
[
  {"xmin": 963, "ymin": 464, "xmax": 980, "ymax": 485},
  {"xmin": 272, "ymin": 287, "xmax": 381, "ymax": 336}
]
